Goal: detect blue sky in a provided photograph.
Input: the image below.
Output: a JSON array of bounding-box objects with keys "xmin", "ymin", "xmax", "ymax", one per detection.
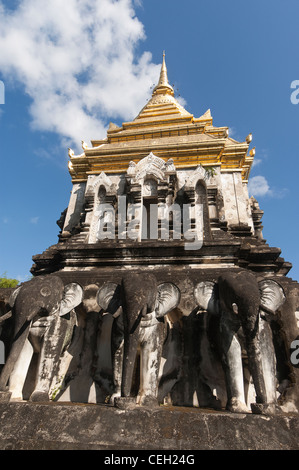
[{"xmin": 0, "ymin": 0, "xmax": 299, "ymax": 282}]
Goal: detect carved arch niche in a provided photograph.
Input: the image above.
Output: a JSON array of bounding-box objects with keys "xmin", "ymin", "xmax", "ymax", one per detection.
[
  {"xmin": 125, "ymin": 153, "xmax": 177, "ymax": 240},
  {"xmin": 141, "ymin": 177, "xmax": 158, "ymax": 240},
  {"xmin": 85, "ymin": 172, "xmax": 117, "ymax": 243},
  {"xmin": 184, "ymin": 166, "xmax": 213, "ymax": 241}
]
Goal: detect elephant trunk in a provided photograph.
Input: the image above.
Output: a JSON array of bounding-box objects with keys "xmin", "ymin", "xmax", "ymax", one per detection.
[
  {"xmin": 121, "ymin": 332, "xmax": 139, "ymax": 397},
  {"xmin": 119, "ymin": 273, "xmax": 158, "ymax": 399},
  {"xmin": 239, "ymin": 304, "xmax": 268, "ymax": 404},
  {"xmin": 246, "ymin": 336, "xmax": 268, "ymax": 404}
]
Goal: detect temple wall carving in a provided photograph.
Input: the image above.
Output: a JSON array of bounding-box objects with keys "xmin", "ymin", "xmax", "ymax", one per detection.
[
  {"xmin": 62, "ymin": 153, "xmax": 256, "ymax": 245},
  {"xmin": 1, "ymin": 270, "xmax": 298, "ymax": 416}
]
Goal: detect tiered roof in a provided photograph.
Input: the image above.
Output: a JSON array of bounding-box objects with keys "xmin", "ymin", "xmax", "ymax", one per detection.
[{"xmin": 68, "ymin": 53, "xmax": 254, "ymax": 182}]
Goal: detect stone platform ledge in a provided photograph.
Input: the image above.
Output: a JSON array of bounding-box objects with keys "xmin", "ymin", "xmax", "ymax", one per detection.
[{"xmin": 0, "ymin": 401, "xmax": 298, "ymax": 450}]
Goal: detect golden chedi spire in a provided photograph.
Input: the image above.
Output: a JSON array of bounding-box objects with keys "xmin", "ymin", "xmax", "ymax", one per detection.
[
  {"xmin": 152, "ymin": 52, "xmax": 174, "ymax": 96},
  {"xmin": 134, "ymin": 51, "xmax": 192, "ymax": 123}
]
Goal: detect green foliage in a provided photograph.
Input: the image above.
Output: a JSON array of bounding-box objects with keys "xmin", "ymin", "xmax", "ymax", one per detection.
[
  {"xmin": 0, "ymin": 273, "xmax": 19, "ymax": 288},
  {"xmin": 204, "ymin": 166, "xmax": 217, "ymax": 179}
]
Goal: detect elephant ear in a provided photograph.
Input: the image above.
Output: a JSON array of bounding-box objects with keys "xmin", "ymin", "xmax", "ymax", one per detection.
[
  {"xmin": 59, "ymin": 283, "xmax": 84, "ymax": 317},
  {"xmin": 97, "ymin": 282, "xmax": 122, "ymax": 317},
  {"xmin": 259, "ymin": 279, "xmax": 285, "ymax": 314},
  {"xmin": 194, "ymin": 281, "xmax": 219, "ymax": 314},
  {"xmin": 155, "ymin": 283, "xmax": 180, "ymax": 318}
]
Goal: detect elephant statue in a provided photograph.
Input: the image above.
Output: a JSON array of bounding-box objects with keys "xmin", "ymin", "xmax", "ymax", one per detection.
[
  {"xmin": 194, "ymin": 270, "xmax": 285, "ymax": 415},
  {"xmin": 96, "ymin": 273, "xmax": 180, "ymax": 407},
  {"xmin": 0, "ymin": 275, "xmax": 83, "ymax": 402}
]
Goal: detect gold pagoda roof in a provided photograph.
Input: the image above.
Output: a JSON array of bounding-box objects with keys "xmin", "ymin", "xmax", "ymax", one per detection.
[{"xmin": 68, "ymin": 53, "xmax": 254, "ymax": 183}]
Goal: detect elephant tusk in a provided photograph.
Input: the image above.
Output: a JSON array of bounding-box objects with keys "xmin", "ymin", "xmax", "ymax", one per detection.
[
  {"xmin": 0, "ymin": 311, "xmax": 12, "ymax": 323},
  {"xmin": 196, "ymin": 307, "xmax": 207, "ymax": 315},
  {"xmin": 112, "ymin": 306, "xmax": 123, "ymax": 318},
  {"xmin": 130, "ymin": 310, "xmax": 145, "ymax": 334},
  {"xmin": 232, "ymin": 303, "xmax": 238, "ymax": 315},
  {"xmin": 26, "ymin": 312, "xmax": 38, "ymax": 322}
]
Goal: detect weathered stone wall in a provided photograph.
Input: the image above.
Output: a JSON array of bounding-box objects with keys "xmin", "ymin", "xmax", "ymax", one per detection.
[{"xmin": 0, "ymin": 402, "xmax": 298, "ymax": 450}]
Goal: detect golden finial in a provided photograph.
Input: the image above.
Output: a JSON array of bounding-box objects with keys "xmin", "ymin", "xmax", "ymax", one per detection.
[
  {"xmin": 246, "ymin": 133, "xmax": 253, "ymax": 144},
  {"xmin": 152, "ymin": 51, "xmax": 174, "ymax": 96}
]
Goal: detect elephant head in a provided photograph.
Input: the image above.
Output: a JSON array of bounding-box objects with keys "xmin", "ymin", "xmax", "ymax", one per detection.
[
  {"xmin": 5, "ymin": 276, "xmax": 82, "ymax": 324},
  {"xmin": 97, "ymin": 273, "xmax": 180, "ymax": 406},
  {"xmin": 0, "ymin": 275, "xmax": 83, "ymax": 401},
  {"xmin": 194, "ymin": 271, "xmax": 285, "ymax": 414}
]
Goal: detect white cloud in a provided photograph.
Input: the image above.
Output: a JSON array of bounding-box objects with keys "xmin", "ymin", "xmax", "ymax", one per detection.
[
  {"xmin": 228, "ymin": 127, "xmax": 242, "ymax": 141},
  {"xmin": 252, "ymin": 158, "xmax": 262, "ymax": 168},
  {"xmin": 248, "ymin": 175, "xmax": 272, "ymax": 197},
  {"xmin": 30, "ymin": 217, "xmax": 39, "ymax": 224},
  {"xmin": 16, "ymin": 274, "xmax": 31, "ymax": 283},
  {"xmin": 0, "ymin": 0, "xmax": 160, "ymax": 150}
]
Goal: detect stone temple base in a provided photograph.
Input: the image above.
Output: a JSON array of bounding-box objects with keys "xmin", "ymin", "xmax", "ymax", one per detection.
[{"xmin": 0, "ymin": 402, "xmax": 298, "ymax": 451}]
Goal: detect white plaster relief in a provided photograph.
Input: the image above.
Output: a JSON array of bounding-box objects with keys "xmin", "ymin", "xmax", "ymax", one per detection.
[
  {"xmin": 220, "ymin": 173, "xmax": 238, "ymax": 225},
  {"xmin": 86, "ymin": 172, "xmax": 114, "ymax": 193},
  {"xmin": 232, "ymin": 172, "xmax": 251, "ymax": 226},
  {"xmin": 88, "ymin": 172, "xmax": 117, "ymax": 244},
  {"xmin": 63, "ymin": 182, "xmax": 86, "ymax": 233}
]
